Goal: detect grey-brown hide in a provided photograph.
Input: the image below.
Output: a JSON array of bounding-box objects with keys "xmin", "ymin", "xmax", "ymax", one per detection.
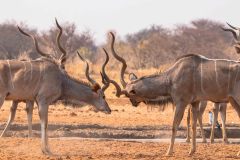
[
  {"xmin": 0, "ymin": 57, "xmax": 111, "ymax": 153},
  {"xmin": 127, "ymin": 54, "xmax": 240, "ymax": 102},
  {"xmin": 185, "ymin": 22, "xmax": 240, "ymax": 145},
  {"xmin": 0, "ymin": 58, "xmax": 109, "ymax": 110},
  {"xmin": 0, "ymin": 26, "xmax": 111, "ymax": 154},
  {"xmin": 126, "ymin": 55, "xmax": 240, "ymax": 155},
  {"xmin": 187, "ymin": 22, "xmax": 240, "ymax": 145},
  {"xmin": 108, "ymin": 46, "xmax": 240, "ymax": 155},
  {"xmin": 1, "ymin": 19, "xmax": 67, "ymax": 138}
]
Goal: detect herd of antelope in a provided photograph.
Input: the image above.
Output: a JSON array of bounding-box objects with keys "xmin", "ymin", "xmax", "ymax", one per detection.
[{"xmin": 0, "ymin": 19, "xmax": 239, "ymax": 156}]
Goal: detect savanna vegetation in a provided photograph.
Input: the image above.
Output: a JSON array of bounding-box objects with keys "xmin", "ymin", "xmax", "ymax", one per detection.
[{"xmin": 0, "ymin": 19, "xmax": 237, "ymax": 71}]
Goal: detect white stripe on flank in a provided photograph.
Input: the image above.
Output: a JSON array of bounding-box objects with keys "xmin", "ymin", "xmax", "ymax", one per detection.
[
  {"xmin": 34, "ymin": 62, "xmax": 42, "ymax": 94},
  {"xmin": 21, "ymin": 61, "xmax": 27, "ymax": 80},
  {"xmin": 205, "ymin": 56, "xmax": 240, "ymax": 63},
  {"xmin": 29, "ymin": 61, "xmax": 33, "ymax": 80},
  {"xmin": 42, "ymin": 61, "xmax": 45, "ymax": 75},
  {"xmin": 200, "ymin": 59, "xmax": 205, "ymax": 94},
  {"xmin": 227, "ymin": 63, "xmax": 231, "ymax": 92},
  {"xmin": 214, "ymin": 60, "xmax": 221, "ymax": 88},
  {"xmin": 234, "ymin": 66, "xmax": 239, "ymax": 86},
  {"xmin": 191, "ymin": 61, "xmax": 196, "ymax": 102},
  {"xmin": 7, "ymin": 60, "xmax": 14, "ymax": 89}
]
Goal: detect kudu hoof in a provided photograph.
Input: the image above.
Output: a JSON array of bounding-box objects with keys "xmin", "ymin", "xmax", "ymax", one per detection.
[
  {"xmin": 223, "ymin": 139, "xmax": 229, "ymax": 144},
  {"xmin": 185, "ymin": 138, "xmax": 190, "ymax": 143},
  {"xmin": 202, "ymin": 139, "xmax": 207, "ymax": 143},
  {"xmin": 0, "ymin": 134, "xmax": 5, "ymax": 138},
  {"xmin": 237, "ymin": 151, "xmax": 240, "ymax": 156},
  {"xmin": 165, "ymin": 150, "xmax": 173, "ymax": 156},
  {"xmin": 28, "ymin": 134, "xmax": 33, "ymax": 138},
  {"xmin": 41, "ymin": 148, "xmax": 52, "ymax": 155},
  {"xmin": 188, "ymin": 150, "xmax": 196, "ymax": 156}
]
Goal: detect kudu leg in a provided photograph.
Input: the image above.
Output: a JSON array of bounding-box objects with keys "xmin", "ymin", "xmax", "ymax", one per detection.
[
  {"xmin": 38, "ymin": 102, "xmax": 51, "ymax": 154},
  {"xmin": 228, "ymin": 97, "xmax": 240, "ymax": 156},
  {"xmin": 0, "ymin": 95, "xmax": 5, "ymax": 107},
  {"xmin": 210, "ymin": 103, "xmax": 219, "ymax": 143},
  {"xmin": 219, "ymin": 104, "xmax": 228, "ymax": 143},
  {"xmin": 197, "ymin": 101, "xmax": 207, "ymax": 143},
  {"xmin": 197, "ymin": 111, "xmax": 206, "ymax": 143},
  {"xmin": 25, "ymin": 101, "xmax": 34, "ymax": 138},
  {"xmin": 189, "ymin": 102, "xmax": 199, "ymax": 155},
  {"xmin": 186, "ymin": 101, "xmax": 207, "ymax": 143},
  {"xmin": 1, "ymin": 101, "xmax": 18, "ymax": 137},
  {"xmin": 166, "ymin": 103, "xmax": 186, "ymax": 156},
  {"xmin": 186, "ymin": 107, "xmax": 191, "ymax": 143}
]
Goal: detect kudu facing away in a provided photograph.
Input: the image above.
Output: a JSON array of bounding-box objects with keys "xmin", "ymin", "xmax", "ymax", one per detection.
[
  {"xmin": 0, "ymin": 19, "xmax": 66, "ymax": 138},
  {"xmin": 105, "ymin": 32, "xmax": 240, "ymax": 156},
  {"xmin": 185, "ymin": 22, "xmax": 240, "ymax": 146},
  {"xmin": 186, "ymin": 22, "xmax": 240, "ymax": 144},
  {"xmin": 193, "ymin": 22, "xmax": 240, "ymax": 144},
  {"xmin": 0, "ymin": 26, "xmax": 111, "ymax": 154}
]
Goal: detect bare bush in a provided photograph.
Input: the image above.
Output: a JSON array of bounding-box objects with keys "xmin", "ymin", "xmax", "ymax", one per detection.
[{"xmin": 96, "ymin": 19, "xmax": 235, "ymax": 69}]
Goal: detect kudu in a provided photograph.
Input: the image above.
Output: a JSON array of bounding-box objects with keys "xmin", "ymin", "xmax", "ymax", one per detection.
[
  {"xmin": 0, "ymin": 19, "xmax": 66, "ymax": 138},
  {"xmin": 192, "ymin": 22, "xmax": 240, "ymax": 144},
  {"xmin": 184, "ymin": 22, "xmax": 240, "ymax": 147},
  {"xmin": 186, "ymin": 22, "xmax": 240, "ymax": 144},
  {"xmin": 0, "ymin": 25, "xmax": 111, "ymax": 154},
  {"xmin": 104, "ymin": 32, "xmax": 240, "ymax": 156}
]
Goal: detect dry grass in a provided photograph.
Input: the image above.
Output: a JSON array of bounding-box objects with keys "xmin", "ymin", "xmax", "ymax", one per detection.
[{"xmin": 65, "ymin": 61, "xmax": 173, "ymax": 98}]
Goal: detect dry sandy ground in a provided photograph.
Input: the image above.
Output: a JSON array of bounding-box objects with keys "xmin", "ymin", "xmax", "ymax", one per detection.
[
  {"xmin": 0, "ymin": 98, "xmax": 239, "ymax": 159},
  {"xmin": 0, "ymin": 138, "xmax": 239, "ymax": 160}
]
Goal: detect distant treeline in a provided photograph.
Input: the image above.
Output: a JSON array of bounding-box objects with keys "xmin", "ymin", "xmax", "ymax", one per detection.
[
  {"xmin": 0, "ymin": 19, "xmax": 237, "ymax": 69},
  {"xmin": 0, "ymin": 21, "xmax": 96, "ymax": 61}
]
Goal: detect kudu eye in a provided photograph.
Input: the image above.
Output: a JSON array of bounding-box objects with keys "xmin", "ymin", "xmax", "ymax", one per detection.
[{"xmin": 129, "ymin": 89, "xmax": 136, "ymax": 95}]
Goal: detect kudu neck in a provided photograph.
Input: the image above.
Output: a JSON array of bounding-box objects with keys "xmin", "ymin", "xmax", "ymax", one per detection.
[
  {"xmin": 62, "ymin": 76, "xmax": 95, "ymax": 105},
  {"xmin": 146, "ymin": 72, "xmax": 171, "ymax": 96}
]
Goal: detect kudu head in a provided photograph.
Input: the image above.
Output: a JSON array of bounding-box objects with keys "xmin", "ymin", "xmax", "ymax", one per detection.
[
  {"xmin": 77, "ymin": 51, "xmax": 111, "ymax": 114},
  {"xmin": 55, "ymin": 19, "xmax": 110, "ymax": 113},
  {"xmin": 102, "ymin": 32, "xmax": 159, "ymax": 107},
  {"xmin": 222, "ymin": 22, "xmax": 240, "ymax": 53}
]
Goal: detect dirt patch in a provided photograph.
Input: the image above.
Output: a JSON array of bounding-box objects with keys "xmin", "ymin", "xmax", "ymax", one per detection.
[
  {"xmin": 0, "ymin": 138, "xmax": 239, "ymax": 160},
  {"xmin": 0, "ymin": 100, "xmax": 240, "ymax": 159}
]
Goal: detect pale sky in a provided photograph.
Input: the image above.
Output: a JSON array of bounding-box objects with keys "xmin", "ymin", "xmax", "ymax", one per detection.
[{"xmin": 0, "ymin": 0, "xmax": 239, "ymax": 44}]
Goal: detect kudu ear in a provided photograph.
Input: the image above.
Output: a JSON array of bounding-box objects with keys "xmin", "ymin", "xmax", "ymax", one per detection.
[
  {"xmin": 60, "ymin": 58, "xmax": 67, "ymax": 67},
  {"xmin": 129, "ymin": 89, "xmax": 136, "ymax": 95},
  {"xmin": 92, "ymin": 83, "xmax": 101, "ymax": 92},
  {"xmin": 129, "ymin": 73, "xmax": 138, "ymax": 81}
]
